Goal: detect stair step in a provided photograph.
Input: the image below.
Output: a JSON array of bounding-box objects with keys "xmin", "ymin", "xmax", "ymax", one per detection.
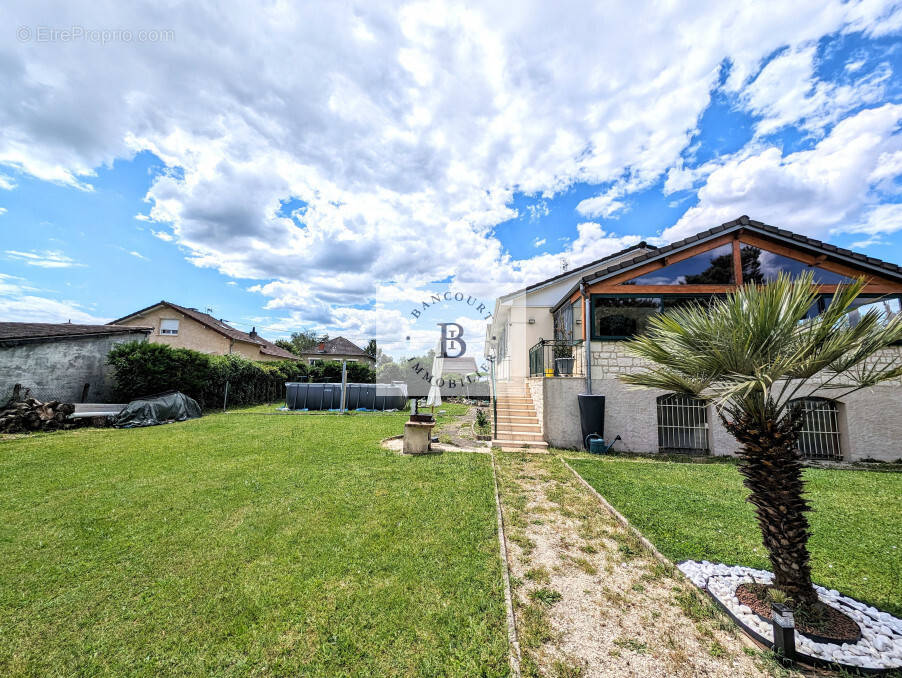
[
  {"xmin": 494, "ymin": 433, "xmax": 545, "ymax": 442},
  {"xmin": 492, "ymin": 439, "xmax": 549, "ymax": 449},
  {"xmin": 497, "ymin": 423, "xmax": 542, "ymax": 431}
]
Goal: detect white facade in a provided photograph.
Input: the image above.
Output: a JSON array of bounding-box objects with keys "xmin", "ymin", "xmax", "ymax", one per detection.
[{"xmin": 485, "ymin": 246, "xmax": 653, "ymax": 381}]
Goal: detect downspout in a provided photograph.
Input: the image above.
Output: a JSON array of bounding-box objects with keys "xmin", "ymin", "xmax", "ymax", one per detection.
[{"xmin": 581, "ymin": 281, "xmax": 592, "ymax": 394}]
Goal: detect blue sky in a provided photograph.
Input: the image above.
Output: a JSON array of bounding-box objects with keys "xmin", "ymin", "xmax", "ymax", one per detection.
[{"xmin": 2, "ymin": 2, "xmax": 902, "ymax": 358}]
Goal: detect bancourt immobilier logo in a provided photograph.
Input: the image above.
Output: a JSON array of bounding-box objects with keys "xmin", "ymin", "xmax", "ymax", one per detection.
[{"xmin": 384, "ymin": 290, "xmax": 494, "ymax": 399}]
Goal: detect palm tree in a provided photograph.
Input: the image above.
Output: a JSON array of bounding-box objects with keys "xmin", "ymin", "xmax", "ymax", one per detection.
[{"xmin": 621, "ymin": 272, "xmax": 902, "ymax": 609}]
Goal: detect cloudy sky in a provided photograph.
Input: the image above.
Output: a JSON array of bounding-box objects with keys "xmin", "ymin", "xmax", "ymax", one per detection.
[{"xmin": 2, "ymin": 1, "xmax": 902, "ymax": 357}]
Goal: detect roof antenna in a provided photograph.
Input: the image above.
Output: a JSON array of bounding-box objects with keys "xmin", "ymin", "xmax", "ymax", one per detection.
[{"xmin": 206, "ymin": 307, "xmax": 213, "ymax": 315}]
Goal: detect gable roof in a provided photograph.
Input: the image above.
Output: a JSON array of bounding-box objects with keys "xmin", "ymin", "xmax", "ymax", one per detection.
[
  {"xmin": 110, "ymin": 301, "xmax": 299, "ymax": 360},
  {"xmin": 301, "ymin": 336, "xmax": 370, "ymax": 358},
  {"xmin": 551, "ymin": 215, "xmax": 902, "ymax": 311},
  {"xmin": 525, "ymin": 241, "xmax": 656, "ymax": 292},
  {"xmin": 0, "ymin": 322, "xmax": 151, "ymax": 345},
  {"xmin": 496, "ymin": 241, "xmax": 657, "ymax": 305}
]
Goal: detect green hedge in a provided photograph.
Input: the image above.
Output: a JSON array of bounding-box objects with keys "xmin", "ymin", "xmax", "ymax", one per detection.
[{"xmin": 107, "ymin": 342, "xmax": 376, "ymax": 409}]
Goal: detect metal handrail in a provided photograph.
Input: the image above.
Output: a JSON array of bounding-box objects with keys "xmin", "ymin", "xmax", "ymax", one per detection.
[{"xmin": 529, "ymin": 339, "xmax": 584, "ymax": 377}]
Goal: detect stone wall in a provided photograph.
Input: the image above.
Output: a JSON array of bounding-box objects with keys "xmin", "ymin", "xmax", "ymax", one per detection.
[
  {"xmin": 538, "ymin": 341, "xmax": 902, "ymax": 462},
  {"xmin": 526, "ymin": 376, "xmax": 544, "ymax": 424},
  {"xmin": 0, "ymin": 332, "xmax": 150, "ymax": 403}
]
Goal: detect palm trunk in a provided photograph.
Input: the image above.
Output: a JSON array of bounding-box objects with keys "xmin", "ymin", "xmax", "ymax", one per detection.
[{"xmin": 721, "ymin": 402, "xmax": 818, "ymax": 609}]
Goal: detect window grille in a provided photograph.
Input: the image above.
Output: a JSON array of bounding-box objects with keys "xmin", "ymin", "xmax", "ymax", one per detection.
[
  {"xmin": 656, "ymin": 394, "xmax": 709, "ymax": 453},
  {"xmin": 793, "ymin": 398, "xmax": 842, "ymax": 460}
]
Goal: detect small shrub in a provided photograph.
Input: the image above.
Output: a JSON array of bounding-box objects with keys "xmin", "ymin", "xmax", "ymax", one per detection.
[
  {"xmin": 529, "ymin": 587, "xmax": 563, "ymax": 606},
  {"xmin": 475, "ymin": 408, "xmax": 488, "ymax": 427}
]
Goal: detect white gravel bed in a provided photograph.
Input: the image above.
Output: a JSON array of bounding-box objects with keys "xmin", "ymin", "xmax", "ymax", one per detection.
[{"xmin": 678, "ymin": 560, "xmax": 902, "ymax": 671}]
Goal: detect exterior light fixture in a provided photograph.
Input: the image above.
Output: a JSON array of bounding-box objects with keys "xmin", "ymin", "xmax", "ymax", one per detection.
[
  {"xmin": 528, "ymin": 318, "xmax": 536, "ymax": 324},
  {"xmin": 771, "ymin": 602, "xmax": 796, "ymax": 664}
]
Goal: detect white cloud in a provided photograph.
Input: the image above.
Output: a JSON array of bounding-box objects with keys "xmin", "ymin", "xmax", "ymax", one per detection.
[
  {"xmin": 0, "ymin": 175, "xmax": 15, "ymax": 190},
  {"xmin": 0, "ymin": 207, "xmax": 6, "ymax": 216},
  {"xmin": 533, "ymin": 237, "xmax": 546, "ymax": 247},
  {"xmin": 0, "ymin": 274, "xmax": 106, "ymax": 323},
  {"xmin": 738, "ymin": 44, "xmax": 891, "ymax": 137},
  {"xmin": 841, "ymin": 203, "xmax": 902, "ymax": 237},
  {"xmin": 128, "ymin": 250, "xmax": 148, "ymax": 260},
  {"xmin": 0, "ymin": 0, "xmax": 900, "ymax": 336},
  {"xmin": 662, "ymin": 104, "xmax": 902, "ymax": 242},
  {"xmin": 5, "ymin": 249, "xmax": 84, "ymax": 268}
]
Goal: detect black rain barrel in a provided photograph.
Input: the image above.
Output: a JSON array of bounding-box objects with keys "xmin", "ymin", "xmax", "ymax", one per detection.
[{"xmin": 578, "ymin": 394, "xmax": 605, "ymax": 449}]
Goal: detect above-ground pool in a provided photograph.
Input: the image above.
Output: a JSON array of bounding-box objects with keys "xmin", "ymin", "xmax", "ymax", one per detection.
[{"xmin": 285, "ymin": 382, "xmax": 408, "ymax": 411}]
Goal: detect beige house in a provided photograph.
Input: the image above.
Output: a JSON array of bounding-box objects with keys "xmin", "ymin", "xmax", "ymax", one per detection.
[
  {"xmin": 297, "ymin": 337, "xmax": 375, "ymax": 366},
  {"xmin": 112, "ymin": 301, "xmax": 299, "ymax": 362}
]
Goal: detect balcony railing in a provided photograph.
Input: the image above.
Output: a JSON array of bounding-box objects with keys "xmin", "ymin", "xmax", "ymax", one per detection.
[{"xmin": 528, "ymin": 339, "xmax": 584, "ymax": 377}]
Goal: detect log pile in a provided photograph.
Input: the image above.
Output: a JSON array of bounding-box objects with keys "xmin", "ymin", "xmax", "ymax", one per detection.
[{"xmin": 0, "ymin": 398, "xmax": 76, "ymax": 433}]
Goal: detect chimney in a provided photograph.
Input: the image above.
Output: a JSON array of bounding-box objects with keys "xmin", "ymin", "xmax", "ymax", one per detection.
[
  {"xmin": 249, "ymin": 326, "xmax": 258, "ymax": 338},
  {"xmin": 317, "ymin": 341, "xmax": 326, "ymax": 352}
]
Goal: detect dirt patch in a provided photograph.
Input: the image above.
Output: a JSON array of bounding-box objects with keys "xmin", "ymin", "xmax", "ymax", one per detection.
[
  {"xmin": 736, "ymin": 583, "xmax": 861, "ymax": 645},
  {"xmin": 494, "ymin": 452, "xmax": 786, "ymax": 678}
]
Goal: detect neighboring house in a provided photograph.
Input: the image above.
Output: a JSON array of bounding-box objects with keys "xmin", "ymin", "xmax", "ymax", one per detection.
[
  {"xmin": 111, "ymin": 301, "xmax": 299, "ymax": 362},
  {"xmin": 297, "ymin": 337, "xmax": 376, "ymax": 366},
  {"xmin": 486, "ymin": 216, "xmax": 902, "ymax": 461},
  {"xmin": 0, "ymin": 322, "xmax": 152, "ymax": 403}
]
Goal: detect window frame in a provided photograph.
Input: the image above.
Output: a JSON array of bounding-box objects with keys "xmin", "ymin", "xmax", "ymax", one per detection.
[
  {"xmin": 589, "ymin": 293, "xmax": 722, "ymax": 341},
  {"xmin": 159, "ymin": 318, "xmax": 180, "ymax": 336}
]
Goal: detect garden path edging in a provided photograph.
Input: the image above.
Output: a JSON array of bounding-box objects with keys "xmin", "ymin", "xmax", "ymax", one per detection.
[{"xmin": 679, "ymin": 561, "xmax": 902, "ymax": 673}]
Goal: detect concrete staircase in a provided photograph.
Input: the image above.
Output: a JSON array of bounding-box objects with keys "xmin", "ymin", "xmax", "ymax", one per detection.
[{"xmin": 491, "ymin": 381, "xmax": 548, "ymax": 450}]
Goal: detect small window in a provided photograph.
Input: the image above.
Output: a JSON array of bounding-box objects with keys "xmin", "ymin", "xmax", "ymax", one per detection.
[
  {"xmin": 656, "ymin": 394, "xmax": 709, "ymax": 453},
  {"xmin": 792, "ymin": 398, "xmax": 842, "ymax": 460},
  {"xmin": 160, "ymin": 318, "xmax": 179, "ymax": 335}
]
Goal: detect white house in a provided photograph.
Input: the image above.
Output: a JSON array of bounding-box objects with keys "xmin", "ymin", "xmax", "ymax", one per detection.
[{"xmin": 485, "ymin": 216, "xmax": 902, "ymax": 461}]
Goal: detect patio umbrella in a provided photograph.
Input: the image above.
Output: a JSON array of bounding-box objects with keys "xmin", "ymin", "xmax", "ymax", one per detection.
[{"xmin": 426, "ymin": 340, "xmax": 443, "ymax": 408}]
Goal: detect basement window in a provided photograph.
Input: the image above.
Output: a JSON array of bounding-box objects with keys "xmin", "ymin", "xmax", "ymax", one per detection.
[
  {"xmin": 160, "ymin": 318, "xmax": 179, "ymax": 335},
  {"xmin": 792, "ymin": 397, "xmax": 842, "ymax": 460},
  {"xmin": 656, "ymin": 394, "xmax": 709, "ymax": 453}
]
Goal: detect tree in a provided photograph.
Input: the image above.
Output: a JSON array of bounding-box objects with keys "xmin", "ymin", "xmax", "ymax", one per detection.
[
  {"xmin": 621, "ymin": 273, "xmax": 902, "ymax": 610},
  {"xmin": 274, "ymin": 329, "xmax": 329, "ymax": 356},
  {"xmin": 365, "ymin": 339, "xmax": 377, "ymax": 359}
]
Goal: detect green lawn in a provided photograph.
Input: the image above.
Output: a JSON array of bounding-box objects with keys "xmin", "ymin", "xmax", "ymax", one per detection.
[
  {"xmin": 0, "ymin": 405, "xmax": 509, "ymax": 677},
  {"xmin": 568, "ymin": 455, "xmax": 902, "ymax": 617}
]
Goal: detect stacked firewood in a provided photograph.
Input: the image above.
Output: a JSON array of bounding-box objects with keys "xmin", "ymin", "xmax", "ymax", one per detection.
[{"xmin": 0, "ymin": 398, "xmax": 76, "ymax": 433}]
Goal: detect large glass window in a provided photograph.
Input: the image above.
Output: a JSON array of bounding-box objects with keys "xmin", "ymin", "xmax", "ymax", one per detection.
[
  {"xmin": 592, "ymin": 296, "xmax": 660, "ymax": 338},
  {"xmin": 740, "ymin": 244, "xmax": 853, "ymax": 284},
  {"xmin": 591, "ymin": 295, "xmax": 719, "ymax": 339},
  {"xmin": 624, "ymin": 243, "xmax": 734, "ymax": 285},
  {"xmin": 846, "ymin": 295, "xmax": 901, "ymax": 327}
]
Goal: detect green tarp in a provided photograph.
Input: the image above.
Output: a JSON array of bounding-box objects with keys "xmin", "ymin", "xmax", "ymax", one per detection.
[{"xmin": 113, "ymin": 392, "xmax": 202, "ymax": 428}]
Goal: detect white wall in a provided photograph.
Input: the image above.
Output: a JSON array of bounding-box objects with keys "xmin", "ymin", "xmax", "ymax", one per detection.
[{"xmin": 538, "ymin": 340, "xmax": 902, "ymax": 461}]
